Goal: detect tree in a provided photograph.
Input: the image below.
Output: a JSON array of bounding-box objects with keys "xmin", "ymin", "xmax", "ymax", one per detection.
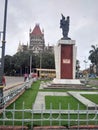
[
  {"xmin": 4, "ymin": 55, "xmax": 13, "ymax": 75},
  {"xmin": 41, "ymin": 51, "xmax": 55, "ymax": 69},
  {"xmin": 12, "ymin": 51, "xmax": 31, "ymax": 75},
  {"xmin": 4, "ymin": 50, "xmax": 55, "ymax": 76},
  {"xmin": 89, "ymin": 45, "xmax": 98, "ymax": 75}
]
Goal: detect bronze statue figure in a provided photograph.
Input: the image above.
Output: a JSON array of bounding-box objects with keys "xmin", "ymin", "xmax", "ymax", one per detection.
[{"xmin": 60, "ymin": 14, "xmax": 71, "ymax": 40}]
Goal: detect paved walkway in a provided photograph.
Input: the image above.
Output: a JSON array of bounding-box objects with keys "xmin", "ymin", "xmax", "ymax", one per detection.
[
  {"xmin": 68, "ymin": 91, "xmax": 98, "ymax": 109},
  {"xmin": 33, "ymin": 92, "xmax": 68, "ymax": 110},
  {"xmin": 33, "ymin": 91, "xmax": 98, "ymax": 110}
]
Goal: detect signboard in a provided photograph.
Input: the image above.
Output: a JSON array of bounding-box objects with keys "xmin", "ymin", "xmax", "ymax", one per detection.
[{"xmin": 63, "ymin": 59, "xmax": 70, "ymax": 64}]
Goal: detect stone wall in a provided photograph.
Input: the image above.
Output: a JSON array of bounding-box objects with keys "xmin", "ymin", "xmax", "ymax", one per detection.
[
  {"xmin": 0, "ymin": 126, "xmax": 28, "ymax": 130},
  {"xmin": 89, "ymin": 79, "xmax": 98, "ymax": 86}
]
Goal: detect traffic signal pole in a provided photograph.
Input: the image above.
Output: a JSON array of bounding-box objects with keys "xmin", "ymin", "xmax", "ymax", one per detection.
[{"xmin": 0, "ymin": 0, "xmax": 8, "ymax": 108}]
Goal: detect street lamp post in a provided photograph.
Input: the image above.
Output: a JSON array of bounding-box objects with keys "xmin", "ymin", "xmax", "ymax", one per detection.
[
  {"xmin": 30, "ymin": 55, "xmax": 32, "ymax": 74},
  {"xmin": 39, "ymin": 51, "xmax": 42, "ymax": 78},
  {"xmin": 0, "ymin": 0, "xmax": 8, "ymax": 108},
  {"xmin": 83, "ymin": 59, "xmax": 88, "ymax": 85}
]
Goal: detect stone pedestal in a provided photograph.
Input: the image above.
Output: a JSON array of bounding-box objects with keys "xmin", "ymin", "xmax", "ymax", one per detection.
[{"xmin": 54, "ymin": 39, "xmax": 81, "ymax": 85}]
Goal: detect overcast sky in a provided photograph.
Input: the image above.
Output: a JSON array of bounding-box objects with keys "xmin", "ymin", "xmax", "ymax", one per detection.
[{"xmin": 0, "ymin": 0, "xmax": 98, "ymax": 70}]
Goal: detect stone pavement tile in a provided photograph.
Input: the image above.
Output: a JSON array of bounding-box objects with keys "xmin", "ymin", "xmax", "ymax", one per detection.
[
  {"xmin": 68, "ymin": 91, "xmax": 98, "ymax": 108},
  {"xmin": 33, "ymin": 92, "xmax": 68, "ymax": 110}
]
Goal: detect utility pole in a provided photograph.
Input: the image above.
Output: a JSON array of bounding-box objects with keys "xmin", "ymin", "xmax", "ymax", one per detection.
[
  {"xmin": 0, "ymin": 0, "xmax": 8, "ymax": 108},
  {"xmin": 39, "ymin": 51, "xmax": 42, "ymax": 78},
  {"xmin": 84, "ymin": 58, "xmax": 88, "ymax": 85},
  {"xmin": 30, "ymin": 55, "xmax": 32, "ymax": 74}
]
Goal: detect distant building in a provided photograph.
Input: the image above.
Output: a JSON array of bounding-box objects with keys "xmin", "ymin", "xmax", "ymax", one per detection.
[
  {"xmin": 29, "ymin": 24, "xmax": 45, "ymax": 54},
  {"xmin": 17, "ymin": 42, "xmax": 28, "ymax": 52},
  {"xmin": 17, "ymin": 24, "xmax": 54, "ymax": 54}
]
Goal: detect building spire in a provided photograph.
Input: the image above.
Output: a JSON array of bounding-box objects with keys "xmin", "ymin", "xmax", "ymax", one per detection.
[{"xmin": 31, "ymin": 24, "xmax": 43, "ymax": 35}]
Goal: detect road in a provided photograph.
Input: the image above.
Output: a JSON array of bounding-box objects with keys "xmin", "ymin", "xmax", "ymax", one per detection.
[
  {"xmin": 5, "ymin": 76, "xmax": 24, "ymax": 87},
  {"xmin": 3, "ymin": 76, "xmax": 24, "ymax": 97}
]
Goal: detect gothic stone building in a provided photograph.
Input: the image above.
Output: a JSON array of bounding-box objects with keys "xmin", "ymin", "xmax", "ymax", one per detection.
[
  {"xmin": 17, "ymin": 24, "xmax": 53, "ymax": 53},
  {"xmin": 29, "ymin": 24, "xmax": 45, "ymax": 53}
]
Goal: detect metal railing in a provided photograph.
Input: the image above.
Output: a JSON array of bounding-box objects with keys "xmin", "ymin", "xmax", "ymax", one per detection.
[
  {"xmin": 0, "ymin": 102, "xmax": 98, "ymax": 129},
  {"xmin": 0, "ymin": 78, "xmax": 34, "ymax": 108}
]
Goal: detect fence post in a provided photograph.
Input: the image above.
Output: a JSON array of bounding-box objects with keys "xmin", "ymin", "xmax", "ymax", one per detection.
[
  {"xmin": 86, "ymin": 105, "xmax": 88, "ymax": 127},
  {"xmin": 41, "ymin": 104, "xmax": 44, "ymax": 126},
  {"xmin": 95, "ymin": 105, "xmax": 97, "ymax": 125},
  {"xmin": 12, "ymin": 103, "xmax": 15, "ymax": 127},
  {"xmin": 50, "ymin": 102, "xmax": 52, "ymax": 126},
  {"xmin": 59, "ymin": 102, "xmax": 61, "ymax": 126},
  {"xmin": 22, "ymin": 102, "xmax": 25, "ymax": 130},
  {"xmin": 77, "ymin": 104, "xmax": 80, "ymax": 130},
  {"xmin": 3, "ymin": 107, "xmax": 6, "ymax": 125},
  {"xmin": 68, "ymin": 103, "xmax": 70, "ymax": 128},
  {"xmin": 31, "ymin": 107, "xmax": 34, "ymax": 129}
]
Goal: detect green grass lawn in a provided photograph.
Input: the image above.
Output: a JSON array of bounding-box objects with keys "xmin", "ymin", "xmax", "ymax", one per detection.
[
  {"xmin": 0, "ymin": 81, "xmax": 40, "ymax": 126},
  {"xmin": 7, "ymin": 80, "xmax": 40, "ymax": 109},
  {"xmin": 45, "ymin": 96, "xmax": 86, "ymax": 110},
  {"xmin": 82, "ymin": 94, "xmax": 98, "ymax": 104}
]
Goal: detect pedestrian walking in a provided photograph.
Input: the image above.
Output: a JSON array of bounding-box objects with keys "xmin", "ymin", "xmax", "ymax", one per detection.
[
  {"xmin": 24, "ymin": 73, "xmax": 28, "ymax": 81},
  {"xmin": 2, "ymin": 76, "xmax": 6, "ymax": 86}
]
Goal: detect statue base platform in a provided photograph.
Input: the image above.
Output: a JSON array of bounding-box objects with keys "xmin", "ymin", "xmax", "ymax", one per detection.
[
  {"xmin": 40, "ymin": 78, "xmax": 94, "ymax": 90},
  {"xmin": 61, "ymin": 37, "xmax": 71, "ymax": 40},
  {"xmin": 53, "ymin": 78, "xmax": 81, "ymax": 85}
]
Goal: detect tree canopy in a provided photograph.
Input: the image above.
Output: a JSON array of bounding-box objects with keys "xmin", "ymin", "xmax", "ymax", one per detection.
[
  {"xmin": 4, "ymin": 51, "xmax": 55, "ymax": 76},
  {"xmin": 89, "ymin": 45, "xmax": 98, "ymax": 75}
]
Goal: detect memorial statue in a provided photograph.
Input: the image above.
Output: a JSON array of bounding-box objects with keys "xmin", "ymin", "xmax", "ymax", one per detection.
[{"xmin": 60, "ymin": 14, "xmax": 71, "ymax": 40}]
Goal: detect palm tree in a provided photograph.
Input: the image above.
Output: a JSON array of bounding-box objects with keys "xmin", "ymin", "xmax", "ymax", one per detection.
[{"xmin": 89, "ymin": 45, "xmax": 98, "ymax": 75}]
